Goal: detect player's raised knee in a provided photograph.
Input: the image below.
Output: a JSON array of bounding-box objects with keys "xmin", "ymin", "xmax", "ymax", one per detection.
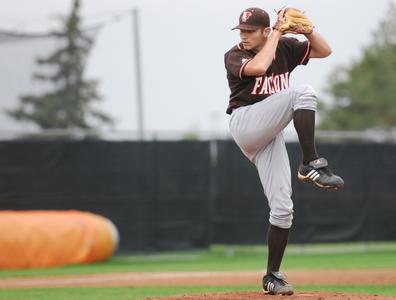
[
  {"xmin": 295, "ymin": 83, "xmax": 314, "ymax": 92},
  {"xmin": 293, "ymin": 84, "xmax": 317, "ymax": 111}
]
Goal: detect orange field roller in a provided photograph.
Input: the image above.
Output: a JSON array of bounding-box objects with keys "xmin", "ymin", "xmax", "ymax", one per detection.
[{"xmin": 0, "ymin": 210, "xmax": 119, "ymax": 269}]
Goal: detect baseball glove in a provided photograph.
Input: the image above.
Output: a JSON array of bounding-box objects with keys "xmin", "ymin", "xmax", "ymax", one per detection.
[{"xmin": 273, "ymin": 8, "xmax": 314, "ymax": 35}]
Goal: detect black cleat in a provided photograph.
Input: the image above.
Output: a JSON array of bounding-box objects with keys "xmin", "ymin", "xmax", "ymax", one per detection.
[
  {"xmin": 262, "ymin": 271, "xmax": 294, "ymax": 295},
  {"xmin": 298, "ymin": 157, "xmax": 344, "ymax": 190}
]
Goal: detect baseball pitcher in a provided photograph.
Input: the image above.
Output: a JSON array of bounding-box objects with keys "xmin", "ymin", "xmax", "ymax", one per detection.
[{"xmin": 224, "ymin": 7, "xmax": 344, "ymax": 295}]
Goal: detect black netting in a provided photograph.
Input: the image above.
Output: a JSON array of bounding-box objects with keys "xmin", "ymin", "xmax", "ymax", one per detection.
[{"xmin": 0, "ymin": 140, "xmax": 395, "ymax": 252}]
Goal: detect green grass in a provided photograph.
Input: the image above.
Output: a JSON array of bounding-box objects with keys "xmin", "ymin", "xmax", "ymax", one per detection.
[
  {"xmin": 1, "ymin": 242, "xmax": 395, "ymax": 278},
  {"xmin": 0, "ymin": 242, "xmax": 395, "ymax": 299},
  {"xmin": 1, "ymin": 284, "xmax": 396, "ymax": 300},
  {"xmin": 0, "ymin": 285, "xmax": 255, "ymax": 300}
]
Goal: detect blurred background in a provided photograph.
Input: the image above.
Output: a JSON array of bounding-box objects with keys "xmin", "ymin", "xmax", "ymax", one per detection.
[
  {"xmin": 0, "ymin": 0, "xmax": 395, "ymax": 255},
  {"xmin": 1, "ymin": 0, "xmax": 396, "ymax": 140}
]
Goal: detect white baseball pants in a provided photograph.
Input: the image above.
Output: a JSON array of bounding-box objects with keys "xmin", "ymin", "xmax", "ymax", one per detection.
[{"xmin": 229, "ymin": 84, "xmax": 317, "ymax": 229}]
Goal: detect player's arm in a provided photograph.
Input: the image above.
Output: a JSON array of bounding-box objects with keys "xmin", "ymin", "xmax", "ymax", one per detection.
[
  {"xmin": 305, "ymin": 31, "xmax": 332, "ymax": 58},
  {"xmin": 243, "ymin": 9, "xmax": 286, "ymax": 76},
  {"xmin": 243, "ymin": 30, "xmax": 283, "ymax": 76}
]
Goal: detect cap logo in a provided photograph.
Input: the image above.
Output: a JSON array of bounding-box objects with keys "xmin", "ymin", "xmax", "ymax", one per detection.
[{"xmin": 241, "ymin": 11, "xmax": 252, "ymax": 23}]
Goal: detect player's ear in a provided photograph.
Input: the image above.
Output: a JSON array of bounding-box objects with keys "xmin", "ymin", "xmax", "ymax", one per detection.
[{"xmin": 262, "ymin": 27, "xmax": 271, "ymax": 38}]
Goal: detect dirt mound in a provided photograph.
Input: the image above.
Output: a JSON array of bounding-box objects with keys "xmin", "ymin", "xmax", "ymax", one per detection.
[{"xmin": 147, "ymin": 291, "xmax": 395, "ymax": 300}]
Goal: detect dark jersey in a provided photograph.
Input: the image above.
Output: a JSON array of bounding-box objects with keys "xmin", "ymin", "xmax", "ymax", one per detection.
[{"xmin": 224, "ymin": 37, "xmax": 311, "ymax": 114}]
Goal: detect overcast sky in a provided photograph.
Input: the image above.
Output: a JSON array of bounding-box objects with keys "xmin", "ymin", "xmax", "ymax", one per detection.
[{"xmin": 0, "ymin": 0, "xmax": 393, "ymax": 138}]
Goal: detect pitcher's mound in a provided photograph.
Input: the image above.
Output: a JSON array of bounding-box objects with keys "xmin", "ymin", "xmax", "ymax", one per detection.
[{"xmin": 147, "ymin": 291, "xmax": 395, "ymax": 300}]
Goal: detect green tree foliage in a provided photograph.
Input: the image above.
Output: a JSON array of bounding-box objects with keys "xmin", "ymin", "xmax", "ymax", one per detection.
[
  {"xmin": 7, "ymin": 0, "xmax": 113, "ymax": 129},
  {"xmin": 319, "ymin": 2, "xmax": 396, "ymax": 130}
]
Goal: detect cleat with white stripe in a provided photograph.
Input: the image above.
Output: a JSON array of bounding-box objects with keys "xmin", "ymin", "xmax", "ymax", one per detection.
[
  {"xmin": 262, "ymin": 271, "xmax": 294, "ymax": 295},
  {"xmin": 298, "ymin": 157, "xmax": 344, "ymax": 190}
]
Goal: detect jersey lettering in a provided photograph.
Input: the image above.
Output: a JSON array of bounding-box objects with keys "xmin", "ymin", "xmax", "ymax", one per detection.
[
  {"xmin": 273, "ymin": 75, "xmax": 280, "ymax": 92},
  {"xmin": 280, "ymin": 73, "xmax": 289, "ymax": 90},
  {"xmin": 251, "ymin": 72, "xmax": 289, "ymax": 96},
  {"xmin": 251, "ymin": 77, "xmax": 262, "ymax": 95},
  {"xmin": 224, "ymin": 38, "xmax": 310, "ymax": 114},
  {"xmin": 259, "ymin": 77, "xmax": 269, "ymax": 95}
]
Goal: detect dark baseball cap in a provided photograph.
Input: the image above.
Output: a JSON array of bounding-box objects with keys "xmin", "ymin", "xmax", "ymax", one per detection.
[{"xmin": 232, "ymin": 7, "xmax": 270, "ymax": 31}]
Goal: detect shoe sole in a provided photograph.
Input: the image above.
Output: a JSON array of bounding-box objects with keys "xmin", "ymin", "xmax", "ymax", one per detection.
[{"xmin": 297, "ymin": 172, "xmax": 344, "ymax": 190}]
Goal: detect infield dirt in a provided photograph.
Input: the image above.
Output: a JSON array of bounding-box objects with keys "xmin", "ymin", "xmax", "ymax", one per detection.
[{"xmin": 1, "ymin": 269, "xmax": 395, "ymax": 299}]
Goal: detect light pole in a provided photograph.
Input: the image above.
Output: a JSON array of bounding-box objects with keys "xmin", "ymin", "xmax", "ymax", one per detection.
[{"xmin": 132, "ymin": 8, "xmax": 144, "ymax": 140}]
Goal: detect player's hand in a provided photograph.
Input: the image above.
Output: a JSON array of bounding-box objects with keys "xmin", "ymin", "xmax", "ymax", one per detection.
[{"xmin": 272, "ymin": 8, "xmax": 287, "ymax": 33}]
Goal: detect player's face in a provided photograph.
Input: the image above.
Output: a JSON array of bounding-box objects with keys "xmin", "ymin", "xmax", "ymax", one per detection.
[{"xmin": 240, "ymin": 28, "xmax": 270, "ymax": 52}]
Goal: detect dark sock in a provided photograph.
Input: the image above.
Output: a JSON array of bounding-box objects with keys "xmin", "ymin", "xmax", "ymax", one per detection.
[
  {"xmin": 266, "ymin": 224, "xmax": 289, "ymax": 275},
  {"xmin": 293, "ymin": 109, "xmax": 318, "ymax": 165}
]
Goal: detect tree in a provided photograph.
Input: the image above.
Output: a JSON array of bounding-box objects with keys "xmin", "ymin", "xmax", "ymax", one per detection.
[
  {"xmin": 7, "ymin": 0, "xmax": 113, "ymax": 129},
  {"xmin": 319, "ymin": 2, "xmax": 396, "ymax": 130}
]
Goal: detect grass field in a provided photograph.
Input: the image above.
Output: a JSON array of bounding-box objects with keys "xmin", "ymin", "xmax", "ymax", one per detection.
[{"xmin": 0, "ymin": 242, "xmax": 395, "ymax": 299}]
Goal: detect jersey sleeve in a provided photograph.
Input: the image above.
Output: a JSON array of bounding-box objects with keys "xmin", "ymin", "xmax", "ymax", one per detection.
[
  {"xmin": 284, "ymin": 37, "xmax": 311, "ymax": 70},
  {"xmin": 224, "ymin": 46, "xmax": 253, "ymax": 80}
]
